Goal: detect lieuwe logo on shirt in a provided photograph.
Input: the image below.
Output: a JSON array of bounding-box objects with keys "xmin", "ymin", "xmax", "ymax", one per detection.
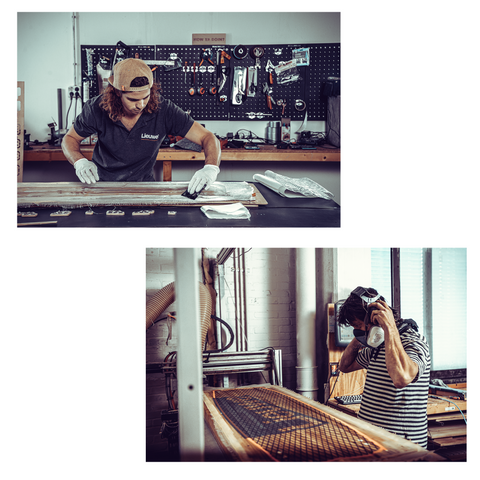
[{"xmin": 141, "ymin": 133, "xmax": 160, "ymax": 141}]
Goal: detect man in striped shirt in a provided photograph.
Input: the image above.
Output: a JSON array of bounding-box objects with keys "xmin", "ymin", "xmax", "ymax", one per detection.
[{"xmin": 338, "ymin": 287, "xmax": 430, "ymax": 448}]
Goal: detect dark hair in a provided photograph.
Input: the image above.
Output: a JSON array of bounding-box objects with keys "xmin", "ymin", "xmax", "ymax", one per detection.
[
  {"xmin": 337, "ymin": 287, "xmax": 399, "ymax": 326},
  {"xmin": 99, "ymin": 77, "xmax": 162, "ymax": 122},
  {"xmin": 130, "ymin": 76, "xmax": 149, "ymax": 88}
]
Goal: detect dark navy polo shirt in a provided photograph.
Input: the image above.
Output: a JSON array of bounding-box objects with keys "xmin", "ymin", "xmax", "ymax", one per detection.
[{"xmin": 74, "ymin": 95, "xmax": 194, "ymax": 181}]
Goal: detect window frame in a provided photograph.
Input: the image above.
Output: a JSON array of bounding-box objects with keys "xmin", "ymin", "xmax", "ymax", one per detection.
[{"xmin": 388, "ymin": 248, "xmax": 466, "ymax": 377}]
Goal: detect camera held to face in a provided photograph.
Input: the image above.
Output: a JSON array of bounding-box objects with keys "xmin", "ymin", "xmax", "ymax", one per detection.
[{"xmin": 354, "ymin": 305, "xmax": 385, "ymax": 348}]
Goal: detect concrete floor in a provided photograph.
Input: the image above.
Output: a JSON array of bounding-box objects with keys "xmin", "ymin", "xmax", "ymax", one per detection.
[
  {"xmin": 146, "ymin": 386, "xmax": 227, "ymax": 462},
  {"xmin": 146, "ymin": 419, "xmax": 227, "ymax": 462},
  {"xmin": 147, "ymin": 378, "xmax": 269, "ymax": 461}
]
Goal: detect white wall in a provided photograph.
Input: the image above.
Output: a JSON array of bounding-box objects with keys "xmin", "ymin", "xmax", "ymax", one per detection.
[
  {"xmin": 17, "ymin": 13, "xmax": 74, "ymax": 137},
  {"xmin": 337, "ymin": 248, "xmax": 372, "ymax": 300},
  {"xmin": 219, "ymin": 248, "xmax": 297, "ymax": 388},
  {"xmin": 17, "ymin": 12, "xmax": 341, "ymax": 203}
]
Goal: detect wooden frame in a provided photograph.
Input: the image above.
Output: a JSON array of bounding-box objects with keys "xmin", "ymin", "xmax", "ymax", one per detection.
[
  {"xmin": 17, "ymin": 181, "xmax": 267, "ymax": 209},
  {"xmin": 203, "ymin": 385, "xmax": 444, "ymax": 462}
]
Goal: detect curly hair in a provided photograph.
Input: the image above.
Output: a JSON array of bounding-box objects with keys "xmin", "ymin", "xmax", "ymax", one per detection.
[
  {"xmin": 99, "ymin": 76, "xmax": 162, "ymax": 122},
  {"xmin": 337, "ymin": 287, "xmax": 399, "ymax": 326}
]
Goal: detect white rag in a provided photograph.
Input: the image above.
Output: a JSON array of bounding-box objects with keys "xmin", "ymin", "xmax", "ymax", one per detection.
[{"xmin": 200, "ymin": 202, "xmax": 251, "ymax": 220}]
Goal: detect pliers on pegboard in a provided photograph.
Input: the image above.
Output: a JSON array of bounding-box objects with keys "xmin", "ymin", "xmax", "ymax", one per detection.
[
  {"xmin": 197, "ymin": 49, "xmax": 215, "ymax": 95},
  {"xmin": 199, "ymin": 48, "xmax": 214, "ymax": 67}
]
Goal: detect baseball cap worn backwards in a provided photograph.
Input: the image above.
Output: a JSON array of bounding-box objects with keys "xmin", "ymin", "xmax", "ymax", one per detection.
[{"xmin": 108, "ymin": 58, "xmax": 153, "ymax": 92}]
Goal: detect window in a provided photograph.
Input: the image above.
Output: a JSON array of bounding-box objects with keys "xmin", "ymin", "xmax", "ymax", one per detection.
[
  {"xmin": 399, "ymin": 248, "xmax": 425, "ymax": 333},
  {"xmin": 431, "ymin": 248, "xmax": 467, "ymax": 370},
  {"xmin": 370, "ymin": 248, "xmax": 391, "ymax": 305},
  {"xmin": 371, "ymin": 248, "xmax": 466, "ymax": 371}
]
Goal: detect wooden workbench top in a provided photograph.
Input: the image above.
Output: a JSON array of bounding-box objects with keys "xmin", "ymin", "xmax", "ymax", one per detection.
[
  {"xmin": 24, "ymin": 143, "xmax": 340, "ymax": 162},
  {"xmin": 328, "ymin": 391, "xmax": 467, "ymax": 417}
]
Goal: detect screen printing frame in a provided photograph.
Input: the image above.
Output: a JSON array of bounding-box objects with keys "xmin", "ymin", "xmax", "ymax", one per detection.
[{"xmin": 203, "ymin": 385, "xmax": 444, "ymax": 462}]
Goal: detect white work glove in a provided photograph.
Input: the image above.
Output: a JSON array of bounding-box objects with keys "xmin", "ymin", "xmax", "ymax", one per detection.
[
  {"xmin": 74, "ymin": 158, "xmax": 99, "ymax": 184},
  {"xmin": 188, "ymin": 164, "xmax": 220, "ymax": 194}
]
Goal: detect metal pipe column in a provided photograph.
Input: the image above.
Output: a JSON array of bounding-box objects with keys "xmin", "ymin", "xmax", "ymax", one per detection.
[
  {"xmin": 174, "ymin": 248, "xmax": 204, "ymax": 461},
  {"xmin": 295, "ymin": 248, "xmax": 318, "ymax": 400}
]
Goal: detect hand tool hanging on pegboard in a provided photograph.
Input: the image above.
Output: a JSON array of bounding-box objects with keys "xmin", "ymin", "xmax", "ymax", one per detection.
[
  {"xmin": 96, "ymin": 55, "xmax": 112, "ymax": 95},
  {"xmin": 208, "ymin": 64, "xmax": 217, "ymax": 95},
  {"xmin": 294, "ymin": 59, "xmax": 308, "ymax": 121},
  {"xmin": 231, "ymin": 66, "xmax": 247, "ymax": 105},
  {"xmin": 246, "ymin": 66, "xmax": 257, "ymax": 97},
  {"xmin": 262, "ymin": 82, "xmax": 275, "ymax": 111},
  {"xmin": 145, "ymin": 53, "xmax": 183, "ymax": 72},
  {"xmin": 233, "ymin": 44, "xmax": 248, "ymax": 60},
  {"xmin": 250, "ymin": 46, "xmax": 265, "ymax": 69},
  {"xmin": 201, "ymin": 48, "xmax": 215, "ymax": 67},
  {"xmin": 188, "ymin": 62, "xmax": 196, "ymax": 96},
  {"xmin": 197, "ymin": 49, "xmax": 214, "ymax": 96},
  {"xmin": 265, "ymin": 60, "xmax": 275, "ymax": 85},
  {"xmin": 216, "ymin": 49, "xmax": 231, "ymax": 103},
  {"xmin": 277, "ymin": 98, "xmax": 287, "ymax": 116},
  {"xmin": 112, "ymin": 41, "xmax": 130, "ymax": 66},
  {"xmin": 245, "ymin": 46, "xmax": 264, "ymax": 99}
]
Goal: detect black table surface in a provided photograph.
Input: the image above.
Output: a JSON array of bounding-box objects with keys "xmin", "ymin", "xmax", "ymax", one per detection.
[{"xmin": 17, "ymin": 183, "xmax": 340, "ymax": 228}]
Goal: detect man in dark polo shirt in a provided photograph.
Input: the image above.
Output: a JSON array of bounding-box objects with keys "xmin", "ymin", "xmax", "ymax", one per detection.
[{"xmin": 62, "ymin": 58, "xmax": 221, "ymax": 195}]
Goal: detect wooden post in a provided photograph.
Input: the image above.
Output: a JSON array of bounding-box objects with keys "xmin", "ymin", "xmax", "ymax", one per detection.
[
  {"xmin": 163, "ymin": 161, "xmax": 172, "ymax": 181},
  {"xmin": 17, "ymin": 82, "xmax": 25, "ymax": 182}
]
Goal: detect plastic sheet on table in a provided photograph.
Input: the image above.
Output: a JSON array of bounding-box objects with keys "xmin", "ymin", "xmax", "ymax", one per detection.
[{"xmin": 253, "ymin": 170, "xmax": 334, "ymax": 200}]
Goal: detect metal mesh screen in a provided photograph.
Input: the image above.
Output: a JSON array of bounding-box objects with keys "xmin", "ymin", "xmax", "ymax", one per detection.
[{"xmin": 213, "ymin": 387, "xmax": 384, "ymax": 461}]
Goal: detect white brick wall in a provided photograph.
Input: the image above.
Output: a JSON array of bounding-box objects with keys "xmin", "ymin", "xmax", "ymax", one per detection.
[{"xmin": 218, "ymin": 248, "xmax": 297, "ymax": 389}]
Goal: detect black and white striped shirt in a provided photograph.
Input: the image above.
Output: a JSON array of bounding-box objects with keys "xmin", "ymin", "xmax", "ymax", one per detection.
[{"xmin": 355, "ymin": 327, "xmax": 430, "ymax": 448}]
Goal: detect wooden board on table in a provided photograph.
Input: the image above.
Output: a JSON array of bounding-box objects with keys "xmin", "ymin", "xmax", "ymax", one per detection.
[
  {"xmin": 17, "ymin": 182, "xmax": 267, "ymax": 208},
  {"xmin": 428, "ymin": 422, "xmax": 466, "ymax": 440},
  {"xmin": 430, "ymin": 435, "xmax": 466, "ymax": 448},
  {"xmin": 427, "ymin": 394, "xmax": 466, "ymax": 415}
]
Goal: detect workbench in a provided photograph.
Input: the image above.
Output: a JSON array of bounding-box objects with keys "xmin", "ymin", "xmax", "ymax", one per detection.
[
  {"xmin": 327, "ymin": 394, "xmax": 467, "ymax": 418},
  {"xmin": 17, "ymin": 182, "xmax": 340, "ymax": 228},
  {"xmin": 327, "ymin": 384, "xmax": 467, "ymax": 461},
  {"xmin": 23, "ymin": 144, "xmax": 340, "ymax": 182}
]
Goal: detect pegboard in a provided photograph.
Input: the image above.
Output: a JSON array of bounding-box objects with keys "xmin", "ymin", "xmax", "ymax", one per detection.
[
  {"xmin": 154, "ymin": 45, "xmax": 229, "ymax": 121},
  {"xmin": 82, "ymin": 44, "xmax": 156, "ymax": 98},
  {"xmin": 81, "ymin": 43, "xmax": 340, "ymax": 122}
]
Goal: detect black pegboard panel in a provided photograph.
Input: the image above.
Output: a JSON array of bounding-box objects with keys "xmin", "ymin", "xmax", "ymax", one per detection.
[
  {"xmin": 81, "ymin": 45, "xmax": 156, "ymax": 98},
  {"xmin": 154, "ymin": 45, "xmax": 230, "ymax": 121},
  {"xmin": 81, "ymin": 43, "xmax": 340, "ymax": 122},
  {"xmin": 307, "ymin": 43, "xmax": 341, "ymax": 120},
  {"xmin": 227, "ymin": 44, "xmax": 311, "ymax": 121},
  {"xmin": 82, "ymin": 45, "xmax": 115, "ymax": 98}
]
